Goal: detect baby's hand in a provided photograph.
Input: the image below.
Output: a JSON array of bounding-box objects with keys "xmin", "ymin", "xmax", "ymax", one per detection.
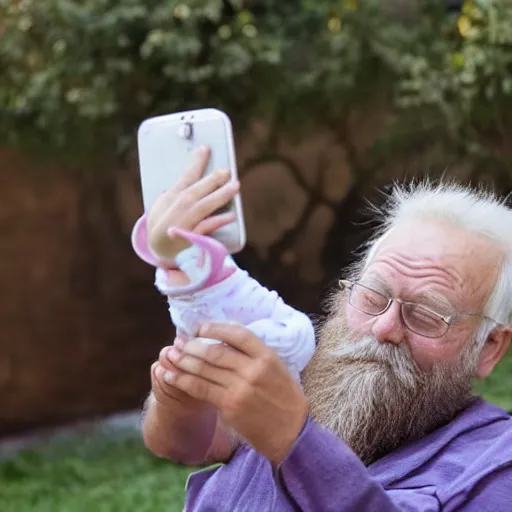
[{"xmin": 146, "ymin": 145, "xmax": 239, "ymax": 266}]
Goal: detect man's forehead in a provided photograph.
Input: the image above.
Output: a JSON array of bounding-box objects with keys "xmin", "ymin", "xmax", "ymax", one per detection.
[
  {"xmin": 375, "ymin": 220, "xmax": 503, "ymax": 261},
  {"xmin": 366, "ymin": 220, "xmax": 505, "ymax": 307}
]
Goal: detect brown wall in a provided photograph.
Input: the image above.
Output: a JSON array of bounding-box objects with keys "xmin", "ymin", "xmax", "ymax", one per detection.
[
  {"xmin": 0, "ymin": 121, "xmax": 474, "ymax": 436},
  {"xmin": 0, "ymin": 150, "xmax": 173, "ymax": 436}
]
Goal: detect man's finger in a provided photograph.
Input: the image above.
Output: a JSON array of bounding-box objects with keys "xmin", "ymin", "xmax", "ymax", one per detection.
[
  {"xmin": 197, "ymin": 323, "xmax": 266, "ymax": 358},
  {"xmin": 158, "ymin": 347, "xmax": 182, "ymax": 373},
  {"xmin": 172, "ymin": 352, "xmax": 237, "ymax": 388},
  {"xmin": 151, "ymin": 363, "xmax": 187, "ymax": 403},
  {"xmin": 166, "ymin": 371, "xmax": 225, "ymax": 407},
  {"xmin": 174, "ymin": 335, "xmax": 187, "ymax": 350},
  {"xmin": 181, "ymin": 338, "xmax": 250, "ymax": 371}
]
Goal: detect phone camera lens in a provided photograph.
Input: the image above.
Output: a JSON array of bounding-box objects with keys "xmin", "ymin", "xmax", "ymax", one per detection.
[{"xmin": 178, "ymin": 122, "xmax": 193, "ymax": 140}]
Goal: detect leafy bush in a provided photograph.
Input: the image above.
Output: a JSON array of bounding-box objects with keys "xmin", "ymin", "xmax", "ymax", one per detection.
[{"xmin": 1, "ymin": 0, "xmax": 512, "ymax": 168}]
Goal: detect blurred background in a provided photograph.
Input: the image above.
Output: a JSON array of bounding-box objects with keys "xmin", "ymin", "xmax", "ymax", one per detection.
[{"xmin": 1, "ymin": 0, "xmax": 512, "ymax": 510}]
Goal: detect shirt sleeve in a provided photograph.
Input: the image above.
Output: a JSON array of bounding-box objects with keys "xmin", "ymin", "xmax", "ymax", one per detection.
[{"xmin": 277, "ymin": 418, "xmax": 441, "ymax": 512}]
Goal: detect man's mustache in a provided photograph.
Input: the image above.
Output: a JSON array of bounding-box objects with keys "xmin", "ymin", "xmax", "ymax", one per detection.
[
  {"xmin": 328, "ymin": 336, "xmax": 420, "ymax": 387},
  {"xmin": 329, "ymin": 335, "xmax": 403, "ymax": 362}
]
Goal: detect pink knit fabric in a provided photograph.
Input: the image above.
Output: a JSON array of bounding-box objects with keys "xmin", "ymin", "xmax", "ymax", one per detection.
[{"xmin": 130, "ymin": 214, "xmax": 234, "ymax": 292}]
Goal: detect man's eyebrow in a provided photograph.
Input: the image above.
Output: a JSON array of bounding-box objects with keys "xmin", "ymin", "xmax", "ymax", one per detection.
[
  {"xmin": 363, "ymin": 273, "xmax": 455, "ymax": 312},
  {"xmin": 362, "ymin": 273, "xmax": 392, "ymax": 294},
  {"xmin": 413, "ymin": 292, "xmax": 455, "ymax": 313}
]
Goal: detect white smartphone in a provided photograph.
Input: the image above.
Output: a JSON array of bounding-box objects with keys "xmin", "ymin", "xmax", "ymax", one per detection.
[{"xmin": 137, "ymin": 108, "xmax": 246, "ymax": 254}]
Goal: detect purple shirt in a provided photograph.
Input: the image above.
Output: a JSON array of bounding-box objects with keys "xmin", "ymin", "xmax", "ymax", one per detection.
[{"xmin": 183, "ymin": 397, "xmax": 512, "ymax": 511}]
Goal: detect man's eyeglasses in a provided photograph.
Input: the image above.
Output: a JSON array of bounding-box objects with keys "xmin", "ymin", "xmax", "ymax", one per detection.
[{"xmin": 338, "ymin": 279, "xmax": 497, "ymax": 339}]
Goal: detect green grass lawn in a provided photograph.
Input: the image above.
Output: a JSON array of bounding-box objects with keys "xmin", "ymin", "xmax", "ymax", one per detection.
[
  {"xmin": 0, "ymin": 430, "xmax": 196, "ymax": 512},
  {"xmin": 1, "ymin": 352, "xmax": 511, "ymax": 512}
]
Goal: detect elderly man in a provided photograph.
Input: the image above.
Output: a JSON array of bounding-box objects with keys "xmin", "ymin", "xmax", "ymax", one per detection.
[{"xmin": 141, "ymin": 156, "xmax": 512, "ymax": 510}]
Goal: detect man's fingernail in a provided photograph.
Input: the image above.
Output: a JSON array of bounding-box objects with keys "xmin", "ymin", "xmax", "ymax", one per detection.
[
  {"xmin": 198, "ymin": 145, "xmax": 208, "ymax": 154},
  {"xmin": 163, "ymin": 371, "xmax": 175, "ymax": 384},
  {"xmin": 195, "ymin": 337, "xmax": 222, "ymax": 345},
  {"xmin": 151, "ymin": 362, "xmax": 158, "ymax": 372},
  {"xmin": 218, "ymin": 168, "xmax": 230, "ymax": 178},
  {"xmin": 167, "ymin": 348, "xmax": 179, "ymax": 362}
]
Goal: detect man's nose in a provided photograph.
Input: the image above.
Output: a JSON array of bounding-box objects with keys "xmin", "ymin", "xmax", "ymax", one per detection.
[{"xmin": 371, "ymin": 300, "xmax": 404, "ymax": 345}]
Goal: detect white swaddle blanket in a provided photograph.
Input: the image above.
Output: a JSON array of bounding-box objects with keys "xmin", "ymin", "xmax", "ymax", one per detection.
[
  {"xmin": 131, "ymin": 216, "xmax": 316, "ymax": 383},
  {"xmin": 154, "ymin": 245, "xmax": 316, "ymax": 384}
]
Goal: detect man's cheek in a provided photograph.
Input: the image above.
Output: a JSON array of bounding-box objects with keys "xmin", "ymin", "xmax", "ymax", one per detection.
[
  {"xmin": 345, "ymin": 305, "xmax": 369, "ymax": 334},
  {"xmin": 408, "ymin": 340, "xmax": 457, "ymax": 373}
]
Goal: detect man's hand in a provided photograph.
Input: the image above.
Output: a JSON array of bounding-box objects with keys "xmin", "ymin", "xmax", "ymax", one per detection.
[
  {"xmin": 165, "ymin": 323, "xmax": 309, "ymax": 466},
  {"xmin": 142, "ymin": 335, "xmax": 223, "ymax": 464},
  {"xmin": 147, "ymin": 145, "xmax": 240, "ymax": 265},
  {"xmin": 151, "ymin": 336, "xmax": 212, "ymax": 418}
]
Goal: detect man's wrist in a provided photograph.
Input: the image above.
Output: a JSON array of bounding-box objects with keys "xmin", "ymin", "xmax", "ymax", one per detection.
[{"xmin": 268, "ymin": 407, "xmax": 310, "ymax": 467}]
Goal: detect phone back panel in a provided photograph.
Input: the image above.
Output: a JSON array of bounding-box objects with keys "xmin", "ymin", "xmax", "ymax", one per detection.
[{"xmin": 137, "ymin": 108, "xmax": 246, "ymax": 253}]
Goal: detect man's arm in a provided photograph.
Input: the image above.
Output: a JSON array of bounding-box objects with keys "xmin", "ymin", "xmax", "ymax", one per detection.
[
  {"xmin": 141, "ymin": 391, "xmax": 236, "ymax": 466},
  {"xmin": 277, "ymin": 418, "xmax": 439, "ymax": 512},
  {"xmin": 278, "ymin": 419, "xmax": 512, "ymax": 512}
]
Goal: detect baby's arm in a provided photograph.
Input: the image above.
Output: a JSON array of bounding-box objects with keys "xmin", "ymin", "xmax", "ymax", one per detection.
[
  {"xmin": 132, "ymin": 215, "xmax": 316, "ymax": 378},
  {"xmin": 154, "ymin": 230, "xmax": 316, "ymax": 380}
]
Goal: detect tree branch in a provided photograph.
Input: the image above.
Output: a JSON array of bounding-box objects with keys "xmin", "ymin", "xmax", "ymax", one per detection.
[
  {"xmin": 267, "ymin": 153, "xmax": 330, "ymax": 261},
  {"xmin": 240, "ymin": 152, "xmax": 337, "ymax": 210}
]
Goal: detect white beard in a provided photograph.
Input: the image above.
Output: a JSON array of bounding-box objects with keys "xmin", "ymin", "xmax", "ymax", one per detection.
[{"xmin": 301, "ymin": 291, "xmax": 481, "ymax": 465}]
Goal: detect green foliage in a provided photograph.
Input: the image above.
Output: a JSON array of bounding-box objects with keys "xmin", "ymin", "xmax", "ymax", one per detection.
[
  {"xmin": 392, "ymin": 0, "xmax": 512, "ymax": 153},
  {"xmin": 474, "ymin": 349, "xmax": 512, "ymax": 412},
  {"xmin": 2, "ymin": 0, "xmax": 512, "ymax": 164}
]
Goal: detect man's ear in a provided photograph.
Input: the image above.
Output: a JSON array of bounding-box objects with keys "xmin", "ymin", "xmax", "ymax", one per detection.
[{"xmin": 475, "ymin": 326, "xmax": 512, "ymax": 379}]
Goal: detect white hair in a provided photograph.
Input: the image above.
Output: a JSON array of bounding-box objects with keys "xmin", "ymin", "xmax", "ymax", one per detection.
[{"xmin": 353, "ymin": 180, "xmax": 512, "ymax": 343}]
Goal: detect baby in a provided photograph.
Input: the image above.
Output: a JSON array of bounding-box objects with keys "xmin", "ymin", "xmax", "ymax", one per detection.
[{"xmin": 131, "ymin": 157, "xmax": 315, "ymax": 383}]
